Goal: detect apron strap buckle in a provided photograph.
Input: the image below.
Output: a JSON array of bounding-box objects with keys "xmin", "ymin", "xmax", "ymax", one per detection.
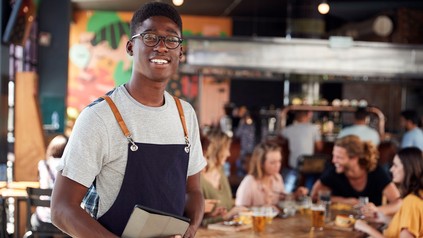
[
  {"xmin": 127, "ymin": 135, "xmax": 139, "ymax": 151},
  {"xmin": 184, "ymin": 136, "xmax": 190, "ymax": 153}
]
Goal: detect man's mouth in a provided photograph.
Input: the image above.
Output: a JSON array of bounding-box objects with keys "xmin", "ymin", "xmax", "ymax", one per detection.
[{"xmin": 150, "ymin": 58, "xmax": 169, "ymax": 64}]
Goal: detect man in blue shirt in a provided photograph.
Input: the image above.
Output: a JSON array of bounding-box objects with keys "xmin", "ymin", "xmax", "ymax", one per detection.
[{"xmin": 400, "ymin": 110, "xmax": 423, "ymax": 151}]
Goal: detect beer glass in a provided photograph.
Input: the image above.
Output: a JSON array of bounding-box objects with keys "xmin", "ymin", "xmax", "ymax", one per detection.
[
  {"xmin": 252, "ymin": 207, "xmax": 267, "ymax": 233},
  {"xmin": 311, "ymin": 204, "xmax": 325, "ymax": 230}
]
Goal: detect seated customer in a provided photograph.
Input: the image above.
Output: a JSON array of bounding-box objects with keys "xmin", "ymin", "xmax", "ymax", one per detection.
[
  {"xmin": 32, "ymin": 135, "xmax": 69, "ymax": 237},
  {"xmin": 311, "ymin": 135, "xmax": 401, "ymax": 216},
  {"xmin": 201, "ymin": 130, "xmax": 246, "ymax": 225},
  {"xmin": 235, "ymin": 140, "xmax": 308, "ymax": 207},
  {"xmin": 355, "ymin": 147, "xmax": 423, "ymax": 238}
]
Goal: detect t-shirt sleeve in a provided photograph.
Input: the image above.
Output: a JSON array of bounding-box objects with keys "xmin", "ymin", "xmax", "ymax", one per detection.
[
  {"xmin": 235, "ymin": 175, "xmax": 254, "ymax": 206},
  {"xmin": 395, "ymin": 195, "xmax": 423, "ymax": 237},
  {"xmin": 319, "ymin": 166, "xmax": 336, "ymax": 187},
  {"xmin": 313, "ymin": 125, "xmax": 322, "ymax": 141},
  {"xmin": 185, "ymin": 103, "xmax": 207, "ymax": 176},
  {"xmin": 58, "ymin": 107, "xmax": 107, "ymax": 188}
]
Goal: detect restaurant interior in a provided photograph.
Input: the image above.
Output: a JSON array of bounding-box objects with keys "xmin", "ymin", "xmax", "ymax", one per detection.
[{"xmin": 0, "ymin": 0, "xmax": 423, "ymax": 237}]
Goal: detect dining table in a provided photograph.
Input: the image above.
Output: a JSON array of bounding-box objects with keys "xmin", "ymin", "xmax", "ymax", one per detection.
[{"xmin": 197, "ymin": 205, "xmax": 381, "ymax": 238}]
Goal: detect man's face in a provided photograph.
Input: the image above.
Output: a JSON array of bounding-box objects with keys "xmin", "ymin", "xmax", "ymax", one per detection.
[
  {"xmin": 332, "ymin": 146, "xmax": 353, "ymax": 174},
  {"xmin": 400, "ymin": 116, "xmax": 406, "ymax": 128},
  {"xmin": 130, "ymin": 16, "xmax": 182, "ymax": 83}
]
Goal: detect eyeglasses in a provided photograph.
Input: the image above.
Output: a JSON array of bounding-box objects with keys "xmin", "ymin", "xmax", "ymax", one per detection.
[{"xmin": 131, "ymin": 32, "xmax": 183, "ymax": 49}]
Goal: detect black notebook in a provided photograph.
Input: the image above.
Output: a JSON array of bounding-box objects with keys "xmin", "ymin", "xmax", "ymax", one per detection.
[{"xmin": 122, "ymin": 205, "xmax": 190, "ymax": 238}]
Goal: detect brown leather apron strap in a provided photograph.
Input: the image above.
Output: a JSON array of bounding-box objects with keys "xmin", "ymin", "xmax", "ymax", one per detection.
[
  {"xmin": 101, "ymin": 94, "xmax": 190, "ymax": 153},
  {"xmin": 101, "ymin": 95, "xmax": 138, "ymax": 151},
  {"xmin": 101, "ymin": 96, "xmax": 129, "ymax": 137},
  {"xmin": 173, "ymin": 96, "xmax": 191, "ymax": 153}
]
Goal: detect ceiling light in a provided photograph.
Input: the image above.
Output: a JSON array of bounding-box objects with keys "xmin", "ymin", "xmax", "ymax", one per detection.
[
  {"xmin": 318, "ymin": 1, "xmax": 330, "ymax": 15},
  {"xmin": 172, "ymin": 0, "xmax": 184, "ymax": 6}
]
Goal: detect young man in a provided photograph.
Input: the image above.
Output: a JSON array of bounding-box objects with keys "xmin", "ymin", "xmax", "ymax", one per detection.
[
  {"xmin": 51, "ymin": 2, "xmax": 206, "ymax": 237},
  {"xmin": 337, "ymin": 107, "xmax": 380, "ymax": 146},
  {"xmin": 400, "ymin": 110, "xmax": 423, "ymax": 151},
  {"xmin": 281, "ymin": 110, "xmax": 322, "ymax": 192},
  {"xmin": 311, "ymin": 135, "xmax": 401, "ymax": 216}
]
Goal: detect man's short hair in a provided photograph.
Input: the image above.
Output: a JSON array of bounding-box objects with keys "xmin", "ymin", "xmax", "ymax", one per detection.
[
  {"xmin": 130, "ymin": 2, "xmax": 183, "ymax": 36},
  {"xmin": 354, "ymin": 107, "xmax": 369, "ymax": 121},
  {"xmin": 401, "ymin": 110, "xmax": 419, "ymax": 125}
]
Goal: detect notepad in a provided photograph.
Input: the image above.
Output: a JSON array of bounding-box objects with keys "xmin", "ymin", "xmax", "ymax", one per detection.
[{"xmin": 122, "ymin": 205, "xmax": 190, "ymax": 238}]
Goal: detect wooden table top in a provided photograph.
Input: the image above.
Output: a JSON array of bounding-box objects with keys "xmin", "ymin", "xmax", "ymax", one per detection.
[
  {"xmin": 0, "ymin": 181, "xmax": 39, "ymax": 198},
  {"xmin": 197, "ymin": 213, "xmax": 369, "ymax": 238}
]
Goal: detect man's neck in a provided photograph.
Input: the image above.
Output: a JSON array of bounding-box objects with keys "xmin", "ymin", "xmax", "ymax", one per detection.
[
  {"xmin": 354, "ymin": 120, "xmax": 367, "ymax": 125},
  {"xmin": 406, "ymin": 124, "xmax": 417, "ymax": 131},
  {"xmin": 125, "ymin": 80, "xmax": 166, "ymax": 107},
  {"xmin": 345, "ymin": 165, "xmax": 366, "ymax": 179}
]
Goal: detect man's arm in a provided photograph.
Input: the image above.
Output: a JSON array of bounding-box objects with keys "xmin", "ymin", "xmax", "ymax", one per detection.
[
  {"xmin": 183, "ymin": 172, "xmax": 204, "ymax": 238},
  {"xmin": 51, "ymin": 173, "xmax": 118, "ymax": 238},
  {"xmin": 310, "ymin": 180, "xmax": 329, "ymax": 202}
]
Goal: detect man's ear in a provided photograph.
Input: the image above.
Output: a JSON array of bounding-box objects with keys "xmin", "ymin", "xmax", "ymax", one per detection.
[
  {"xmin": 126, "ymin": 41, "xmax": 133, "ymax": 56},
  {"xmin": 179, "ymin": 46, "xmax": 184, "ymax": 60}
]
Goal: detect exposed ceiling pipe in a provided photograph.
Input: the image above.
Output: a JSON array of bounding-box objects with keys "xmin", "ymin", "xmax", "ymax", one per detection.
[
  {"xmin": 330, "ymin": 15, "xmax": 394, "ymax": 39},
  {"xmin": 221, "ymin": 0, "xmax": 243, "ymax": 16}
]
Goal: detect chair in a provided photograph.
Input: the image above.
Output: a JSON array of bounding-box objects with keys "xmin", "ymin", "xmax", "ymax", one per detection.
[
  {"xmin": 23, "ymin": 187, "xmax": 69, "ymax": 238},
  {"xmin": 297, "ymin": 154, "xmax": 332, "ymax": 191}
]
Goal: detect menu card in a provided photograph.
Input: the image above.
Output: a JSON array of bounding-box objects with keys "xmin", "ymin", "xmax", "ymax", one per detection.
[{"xmin": 122, "ymin": 205, "xmax": 190, "ymax": 238}]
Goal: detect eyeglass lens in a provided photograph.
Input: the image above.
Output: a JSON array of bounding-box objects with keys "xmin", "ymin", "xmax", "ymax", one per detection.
[{"xmin": 142, "ymin": 33, "xmax": 181, "ymax": 49}]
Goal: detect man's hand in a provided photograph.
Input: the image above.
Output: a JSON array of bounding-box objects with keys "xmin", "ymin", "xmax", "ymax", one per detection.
[{"xmin": 183, "ymin": 225, "xmax": 196, "ymax": 238}]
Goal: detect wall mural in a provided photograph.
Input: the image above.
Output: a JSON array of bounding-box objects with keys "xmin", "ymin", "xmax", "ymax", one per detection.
[
  {"xmin": 68, "ymin": 11, "xmax": 231, "ymax": 119},
  {"xmin": 68, "ymin": 11, "xmax": 132, "ymax": 114}
]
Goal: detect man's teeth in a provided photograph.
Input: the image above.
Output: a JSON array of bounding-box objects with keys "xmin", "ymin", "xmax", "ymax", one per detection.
[{"xmin": 151, "ymin": 59, "xmax": 168, "ymax": 64}]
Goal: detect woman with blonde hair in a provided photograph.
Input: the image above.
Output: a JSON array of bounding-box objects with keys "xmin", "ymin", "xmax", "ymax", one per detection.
[
  {"xmin": 355, "ymin": 147, "xmax": 423, "ymax": 238},
  {"xmin": 311, "ymin": 135, "xmax": 401, "ymax": 215},
  {"xmin": 201, "ymin": 129, "xmax": 246, "ymax": 225},
  {"xmin": 235, "ymin": 140, "xmax": 307, "ymax": 207}
]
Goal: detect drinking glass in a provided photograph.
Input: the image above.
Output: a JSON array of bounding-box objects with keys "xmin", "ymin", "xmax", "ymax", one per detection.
[
  {"xmin": 318, "ymin": 190, "xmax": 331, "ymax": 221},
  {"xmin": 251, "ymin": 207, "xmax": 267, "ymax": 233},
  {"xmin": 356, "ymin": 196, "xmax": 369, "ymax": 219},
  {"xmin": 310, "ymin": 204, "xmax": 325, "ymax": 231},
  {"xmin": 264, "ymin": 206, "xmax": 279, "ymax": 224},
  {"xmin": 297, "ymin": 196, "xmax": 312, "ymax": 215}
]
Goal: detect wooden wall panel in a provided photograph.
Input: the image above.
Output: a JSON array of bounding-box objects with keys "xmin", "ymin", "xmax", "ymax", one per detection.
[
  {"xmin": 14, "ymin": 72, "xmax": 45, "ymax": 181},
  {"xmin": 342, "ymin": 83, "xmax": 403, "ymax": 138}
]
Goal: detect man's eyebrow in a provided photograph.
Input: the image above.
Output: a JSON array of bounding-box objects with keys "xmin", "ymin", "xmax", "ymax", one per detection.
[{"xmin": 141, "ymin": 27, "xmax": 180, "ymax": 36}]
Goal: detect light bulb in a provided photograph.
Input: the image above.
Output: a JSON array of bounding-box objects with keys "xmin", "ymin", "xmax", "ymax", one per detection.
[
  {"xmin": 172, "ymin": 0, "xmax": 184, "ymax": 6},
  {"xmin": 318, "ymin": 2, "xmax": 330, "ymax": 15}
]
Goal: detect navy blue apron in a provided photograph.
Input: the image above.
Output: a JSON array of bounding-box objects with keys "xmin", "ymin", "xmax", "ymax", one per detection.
[{"xmin": 97, "ymin": 95, "xmax": 191, "ymax": 236}]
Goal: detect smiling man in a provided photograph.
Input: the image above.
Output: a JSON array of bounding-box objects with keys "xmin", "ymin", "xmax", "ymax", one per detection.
[
  {"xmin": 51, "ymin": 2, "xmax": 206, "ymax": 238},
  {"xmin": 311, "ymin": 135, "xmax": 401, "ymax": 216}
]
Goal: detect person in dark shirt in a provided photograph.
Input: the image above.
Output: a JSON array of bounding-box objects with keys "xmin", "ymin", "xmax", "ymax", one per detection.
[{"xmin": 311, "ymin": 135, "xmax": 402, "ymax": 216}]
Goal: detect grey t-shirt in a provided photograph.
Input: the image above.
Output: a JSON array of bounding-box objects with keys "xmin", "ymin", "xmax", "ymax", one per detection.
[
  {"xmin": 281, "ymin": 123, "xmax": 322, "ymax": 168},
  {"xmin": 58, "ymin": 86, "xmax": 206, "ymax": 217}
]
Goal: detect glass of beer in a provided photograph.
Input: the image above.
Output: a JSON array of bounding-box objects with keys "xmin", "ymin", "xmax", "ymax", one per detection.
[
  {"xmin": 264, "ymin": 206, "xmax": 278, "ymax": 224},
  {"xmin": 297, "ymin": 196, "xmax": 312, "ymax": 215},
  {"xmin": 252, "ymin": 207, "xmax": 267, "ymax": 233},
  {"xmin": 311, "ymin": 204, "xmax": 325, "ymax": 230}
]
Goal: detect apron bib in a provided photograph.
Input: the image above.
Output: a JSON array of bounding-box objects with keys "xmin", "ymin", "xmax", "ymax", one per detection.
[{"xmin": 97, "ymin": 95, "xmax": 191, "ymax": 236}]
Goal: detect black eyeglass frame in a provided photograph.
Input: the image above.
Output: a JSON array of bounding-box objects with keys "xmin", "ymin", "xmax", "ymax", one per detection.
[{"xmin": 131, "ymin": 32, "xmax": 183, "ymax": 49}]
